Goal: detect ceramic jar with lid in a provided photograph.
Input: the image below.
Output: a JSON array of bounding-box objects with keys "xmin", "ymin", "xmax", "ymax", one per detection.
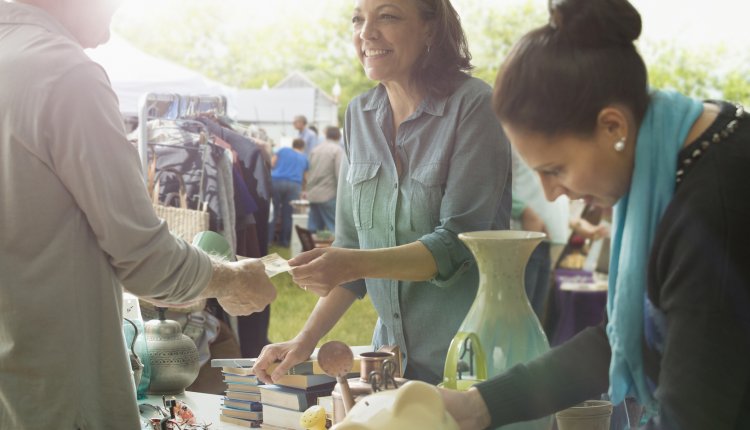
[{"xmin": 144, "ymin": 308, "xmax": 200, "ymax": 395}]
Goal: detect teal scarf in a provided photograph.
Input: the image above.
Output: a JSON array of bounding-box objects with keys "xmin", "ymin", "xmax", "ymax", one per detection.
[{"xmin": 607, "ymin": 90, "xmax": 703, "ymax": 411}]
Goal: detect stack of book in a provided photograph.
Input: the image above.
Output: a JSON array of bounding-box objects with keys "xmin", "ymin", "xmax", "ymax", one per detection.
[
  {"xmin": 218, "ymin": 366, "xmax": 263, "ymax": 428},
  {"xmin": 258, "ymin": 379, "xmax": 337, "ymax": 430},
  {"xmin": 212, "ymin": 346, "xmax": 368, "ymax": 430}
]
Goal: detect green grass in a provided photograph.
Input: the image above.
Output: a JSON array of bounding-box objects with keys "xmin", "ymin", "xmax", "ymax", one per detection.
[{"xmin": 267, "ymin": 245, "xmax": 377, "ymax": 347}]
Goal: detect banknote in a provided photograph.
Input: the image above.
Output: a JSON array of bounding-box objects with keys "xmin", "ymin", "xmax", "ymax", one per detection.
[{"xmin": 259, "ymin": 253, "xmax": 292, "ymax": 277}]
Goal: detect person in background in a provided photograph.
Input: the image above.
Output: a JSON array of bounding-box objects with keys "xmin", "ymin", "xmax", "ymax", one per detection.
[
  {"xmin": 305, "ymin": 126, "xmax": 344, "ymax": 234},
  {"xmin": 440, "ymin": 0, "xmax": 750, "ymax": 428},
  {"xmin": 511, "ymin": 198, "xmax": 552, "ymax": 318},
  {"xmin": 294, "ymin": 114, "xmax": 319, "ymax": 157},
  {"xmin": 269, "ymin": 138, "xmax": 308, "ymax": 247},
  {"xmin": 510, "ymin": 150, "xmax": 570, "ymax": 319},
  {"xmin": 0, "ymin": 0, "xmax": 276, "ymax": 428},
  {"xmin": 253, "ymin": 0, "xmax": 511, "ymax": 386}
]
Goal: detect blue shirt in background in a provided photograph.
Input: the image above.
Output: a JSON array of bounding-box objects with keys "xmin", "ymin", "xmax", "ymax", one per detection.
[
  {"xmin": 271, "ymin": 147, "xmax": 308, "ymax": 184},
  {"xmin": 300, "ymin": 127, "xmax": 318, "ymax": 157}
]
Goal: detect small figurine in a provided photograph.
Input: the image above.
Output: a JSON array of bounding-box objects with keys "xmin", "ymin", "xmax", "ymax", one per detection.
[
  {"xmin": 174, "ymin": 400, "xmax": 196, "ymax": 425},
  {"xmin": 300, "ymin": 405, "xmax": 327, "ymax": 430}
]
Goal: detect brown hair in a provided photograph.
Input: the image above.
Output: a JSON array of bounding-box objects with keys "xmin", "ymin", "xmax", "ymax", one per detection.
[
  {"xmin": 325, "ymin": 126, "xmax": 341, "ymax": 141},
  {"xmin": 412, "ymin": 0, "xmax": 473, "ymax": 97},
  {"xmin": 493, "ymin": 0, "xmax": 649, "ymax": 136},
  {"xmin": 292, "ymin": 138, "xmax": 305, "ymax": 150}
]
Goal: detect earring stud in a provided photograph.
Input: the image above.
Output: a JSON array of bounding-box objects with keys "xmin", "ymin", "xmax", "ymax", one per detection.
[{"xmin": 614, "ymin": 137, "xmax": 626, "ymax": 152}]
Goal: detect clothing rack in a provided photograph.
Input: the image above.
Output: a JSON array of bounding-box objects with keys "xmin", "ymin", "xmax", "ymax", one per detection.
[{"xmin": 137, "ymin": 93, "xmax": 228, "ymax": 182}]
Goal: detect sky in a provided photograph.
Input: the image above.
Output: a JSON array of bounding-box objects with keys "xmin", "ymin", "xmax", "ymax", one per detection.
[
  {"xmin": 629, "ymin": 0, "xmax": 750, "ymax": 49},
  {"xmin": 115, "ymin": 0, "xmax": 750, "ymax": 50}
]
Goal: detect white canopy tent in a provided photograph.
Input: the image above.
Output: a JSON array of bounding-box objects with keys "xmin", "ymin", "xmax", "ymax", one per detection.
[
  {"xmin": 86, "ymin": 34, "xmax": 238, "ymax": 118},
  {"xmin": 86, "ymin": 35, "xmax": 339, "ymax": 144}
]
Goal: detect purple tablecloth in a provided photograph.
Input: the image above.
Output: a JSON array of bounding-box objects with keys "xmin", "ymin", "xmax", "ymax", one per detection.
[{"xmin": 550, "ymin": 269, "xmax": 607, "ymax": 346}]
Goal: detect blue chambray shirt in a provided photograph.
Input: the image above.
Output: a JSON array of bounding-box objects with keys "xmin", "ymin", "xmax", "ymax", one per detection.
[{"xmin": 334, "ymin": 75, "xmax": 512, "ymax": 384}]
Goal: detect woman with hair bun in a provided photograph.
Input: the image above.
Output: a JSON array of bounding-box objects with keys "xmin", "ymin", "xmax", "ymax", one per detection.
[{"xmin": 441, "ymin": 0, "xmax": 750, "ymax": 428}]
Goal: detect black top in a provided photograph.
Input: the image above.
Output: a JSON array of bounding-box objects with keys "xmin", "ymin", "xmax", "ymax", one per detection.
[{"xmin": 475, "ymin": 101, "xmax": 750, "ymax": 429}]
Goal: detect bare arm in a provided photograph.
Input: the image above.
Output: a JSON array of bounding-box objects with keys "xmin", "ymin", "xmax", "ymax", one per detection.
[{"xmin": 289, "ymin": 241, "xmax": 437, "ymax": 296}]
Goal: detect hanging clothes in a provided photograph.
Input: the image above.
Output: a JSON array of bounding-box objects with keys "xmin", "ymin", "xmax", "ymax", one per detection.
[
  {"xmin": 195, "ymin": 116, "xmax": 272, "ymax": 258},
  {"xmin": 196, "ymin": 116, "xmax": 273, "ymax": 358},
  {"xmin": 136, "ymin": 119, "xmax": 237, "ymax": 251}
]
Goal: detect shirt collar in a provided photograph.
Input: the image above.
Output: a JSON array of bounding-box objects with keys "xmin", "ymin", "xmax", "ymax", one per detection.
[
  {"xmin": 0, "ymin": 1, "xmax": 78, "ymax": 44},
  {"xmin": 363, "ymin": 83, "xmax": 447, "ymax": 118}
]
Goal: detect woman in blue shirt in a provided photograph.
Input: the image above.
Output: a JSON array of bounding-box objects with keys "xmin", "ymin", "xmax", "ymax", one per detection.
[{"xmin": 253, "ymin": 0, "xmax": 512, "ymax": 385}]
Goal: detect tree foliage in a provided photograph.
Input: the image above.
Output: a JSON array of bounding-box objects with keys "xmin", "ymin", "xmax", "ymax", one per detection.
[{"xmin": 112, "ymin": 0, "xmax": 749, "ymax": 124}]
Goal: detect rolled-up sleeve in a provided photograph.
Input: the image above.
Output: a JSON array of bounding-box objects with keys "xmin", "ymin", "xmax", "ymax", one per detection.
[
  {"xmin": 45, "ymin": 63, "xmax": 212, "ymax": 302},
  {"xmin": 418, "ymin": 86, "xmax": 512, "ymax": 288}
]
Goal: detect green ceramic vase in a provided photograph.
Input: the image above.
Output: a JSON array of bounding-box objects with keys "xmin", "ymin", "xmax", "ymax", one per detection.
[{"xmin": 443, "ymin": 230, "xmax": 552, "ymax": 430}]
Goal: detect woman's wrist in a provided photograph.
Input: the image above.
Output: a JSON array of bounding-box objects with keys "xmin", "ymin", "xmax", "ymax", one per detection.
[
  {"xmin": 295, "ymin": 329, "xmax": 321, "ymax": 348},
  {"xmin": 467, "ymin": 387, "xmax": 492, "ymax": 429}
]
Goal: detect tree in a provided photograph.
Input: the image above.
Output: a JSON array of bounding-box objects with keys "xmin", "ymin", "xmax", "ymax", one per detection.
[
  {"xmin": 113, "ymin": 0, "xmax": 372, "ymax": 123},
  {"xmin": 113, "ymin": 0, "xmax": 749, "ymax": 122},
  {"xmin": 454, "ymin": 0, "xmax": 547, "ymax": 85}
]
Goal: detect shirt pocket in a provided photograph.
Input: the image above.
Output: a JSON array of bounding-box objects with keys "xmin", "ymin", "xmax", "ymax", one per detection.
[
  {"xmin": 347, "ymin": 162, "xmax": 381, "ymax": 230},
  {"xmin": 410, "ymin": 162, "xmax": 446, "ymax": 232}
]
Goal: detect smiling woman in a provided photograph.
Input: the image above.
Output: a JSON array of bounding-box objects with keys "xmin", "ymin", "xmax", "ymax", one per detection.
[
  {"xmin": 250, "ymin": 0, "xmax": 513, "ymax": 388},
  {"xmin": 441, "ymin": 0, "xmax": 750, "ymax": 428}
]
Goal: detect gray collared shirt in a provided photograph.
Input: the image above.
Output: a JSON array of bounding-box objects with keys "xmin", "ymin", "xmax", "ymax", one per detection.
[
  {"xmin": 0, "ymin": 3, "xmax": 211, "ymax": 428},
  {"xmin": 336, "ymin": 75, "xmax": 512, "ymax": 383},
  {"xmin": 306, "ymin": 140, "xmax": 344, "ymax": 203}
]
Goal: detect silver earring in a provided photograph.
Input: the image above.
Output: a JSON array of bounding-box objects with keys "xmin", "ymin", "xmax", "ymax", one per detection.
[
  {"xmin": 614, "ymin": 137, "xmax": 626, "ymax": 152},
  {"xmin": 426, "ymin": 44, "xmax": 431, "ymax": 54}
]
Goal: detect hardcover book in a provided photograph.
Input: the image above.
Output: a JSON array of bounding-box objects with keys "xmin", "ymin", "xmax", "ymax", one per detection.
[
  {"xmin": 223, "ymin": 373, "xmax": 261, "ymax": 385},
  {"xmin": 221, "ymin": 407, "xmax": 263, "ymax": 421},
  {"xmin": 222, "ymin": 397, "xmax": 263, "ymax": 412},
  {"xmin": 259, "ymin": 382, "xmax": 336, "ymax": 411},
  {"xmin": 226, "ymin": 382, "xmax": 261, "ymax": 393},
  {"xmin": 211, "ymin": 345, "xmax": 371, "ymax": 375},
  {"xmin": 273, "ymin": 373, "xmax": 337, "ymax": 390},
  {"xmin": 225, "ymin": 390, "xmax": 262, "ymax": 403},
  {"xmin": 259, "ymin": 404, "xmax": 306, "ymax": 430},
  {"xmin": 219, "ymin": 412, "xmax": 262, "ymax": 427}
]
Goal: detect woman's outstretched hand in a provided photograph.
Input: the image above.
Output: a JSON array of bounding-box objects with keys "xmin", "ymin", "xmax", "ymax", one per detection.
[{"xmin": 289, "ymin": 247, "xmax": 361, "ymax": 297}]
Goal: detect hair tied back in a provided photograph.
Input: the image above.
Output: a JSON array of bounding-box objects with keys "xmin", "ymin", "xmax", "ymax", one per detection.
[{"xmin": 547, "ymin": 0, "xmax": 642, "ymax": 48}]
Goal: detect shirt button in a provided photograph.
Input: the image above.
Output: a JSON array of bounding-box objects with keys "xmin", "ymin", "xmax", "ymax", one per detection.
[
  {"xmin": 390, "ymin": 225, "xmax": 394, "ymax": 231},
  {"xmin": 393, "ymin": 313, "xmax": 400, "ymax": 319}
]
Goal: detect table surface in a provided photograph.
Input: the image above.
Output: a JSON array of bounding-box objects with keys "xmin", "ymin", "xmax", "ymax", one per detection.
[{"xmin": 139, "ymin": 391, "xmax": 247, "ymax": 429}]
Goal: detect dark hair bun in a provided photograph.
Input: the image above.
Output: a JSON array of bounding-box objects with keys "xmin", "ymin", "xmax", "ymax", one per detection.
[{"xmin": 550, "ymin": 0, "xmax": 641, "ymax": 48}]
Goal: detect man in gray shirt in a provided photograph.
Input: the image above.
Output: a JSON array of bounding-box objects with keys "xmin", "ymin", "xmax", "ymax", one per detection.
[
  {"xmin": 0, "ymin": 1, "xmax": 276, "ymax": 428},
  {"xmin": 305, "ymin": 126, "xmax": 344, "ymax": 233}
]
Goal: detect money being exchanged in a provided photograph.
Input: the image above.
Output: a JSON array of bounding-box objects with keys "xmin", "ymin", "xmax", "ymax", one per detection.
[{"xmin": 259, "ymin": 253, "xmax": 292, "ymax": 277}]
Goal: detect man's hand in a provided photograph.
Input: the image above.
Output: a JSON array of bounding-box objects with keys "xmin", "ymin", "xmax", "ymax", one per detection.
[{"xmin": 200, "ymin": 259, "xmax": 277, "ymax": 315}]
